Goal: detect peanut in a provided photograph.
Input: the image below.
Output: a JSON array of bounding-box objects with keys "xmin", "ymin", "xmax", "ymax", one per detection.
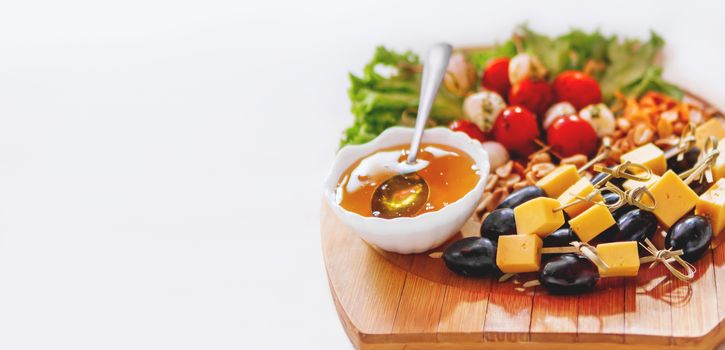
[
  {"xmin": 531, "ymin": 163, "xmax": 555, "ymax": 178},
  {"xmin": 529, "ymin": 152, "xmax": 551, "ymax": 165},
  {"xmin": 475, "ymin": 192, "xmax": 493, "ymax": 218},
  {"xmin": 631, "ymin": 124, "xmax": 654, "ymax": 146},
  {"xmin": 513, "ymin": 180, "xmax": 532, "ymax": 191},
  {"xmin": 502, "ymin": 173, "xmax": 522, "ymax": 188},
  {"xmin": 485, "ymin": 175, "xmax": 499, "ymax": 192},
  {"xmin": 495, "ymin": 160, "xmax": 513, "ymax": 178},
  {"xmin": 657, "ymin": 118, "xmax": 673, "ymax": 138},
  {"xmin": 560, "ymin": 154, "xmax": 588, "ymax": 168},
  {"xmin": 488, "ymin": 188, "xmax": 509, "ymax": 212},
  {"xmin": 616, "ymin": 117, "xmax": 632, "ymax": 132}
]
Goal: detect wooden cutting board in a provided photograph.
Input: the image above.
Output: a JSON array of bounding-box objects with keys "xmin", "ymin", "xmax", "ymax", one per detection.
[
  {"xmin": 321, "ymin": 198, "xmax": 725, "ymax": 349},
  {"xmin": 322, "ymin": 88, "xmax": 725, "ymax": 349}
]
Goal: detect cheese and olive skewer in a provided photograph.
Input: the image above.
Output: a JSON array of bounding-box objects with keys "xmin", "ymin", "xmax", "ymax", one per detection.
[
  {"xmin": 497, "ymin": 179, "xmax": 695, "ymax": 293},
  {"xmin": 440, "ymin": 134, "xmax": 725, "ymax": 294},
  {"xmin": 536, "ymin": 155, "xmax": 715, "ymax": 271},
  {"xmin": 443, "ymin": 163, "xmax": 655, "ymax": 277},
  {"xmin": 604, "ymin": 137, "xmax": 721, "ymax": 263},
  {"xmin": 494, "ymin": 181, "xmax": 663, "ymax": 294},
  {"xmin": 444, "ymin": 168, "xmax": 665, "ymax": 274}
]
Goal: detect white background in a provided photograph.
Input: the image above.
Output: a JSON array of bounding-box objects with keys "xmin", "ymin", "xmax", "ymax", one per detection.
[{"xmin": 0, "ymin": 0, "xmax": 723, "ymax": 349}]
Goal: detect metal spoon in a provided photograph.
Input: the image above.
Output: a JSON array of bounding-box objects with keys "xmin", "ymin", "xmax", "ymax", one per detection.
[{"xmin": 371, "ymin": 43, "xmax": 452, "ymax": 218}]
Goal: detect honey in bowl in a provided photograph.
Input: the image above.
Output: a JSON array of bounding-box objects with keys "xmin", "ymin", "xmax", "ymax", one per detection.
[{"xmin": 336, "ymin": 143, "xmax": 481, "ymax": 217}]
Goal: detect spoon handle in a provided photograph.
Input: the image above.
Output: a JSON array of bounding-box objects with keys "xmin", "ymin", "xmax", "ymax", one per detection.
[{"xmin": 407, "ymin": 42, "xmax": 453, "ymax": 164}]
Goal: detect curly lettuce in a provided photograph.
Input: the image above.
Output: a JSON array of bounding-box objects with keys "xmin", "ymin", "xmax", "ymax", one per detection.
[
  {"xmin": 599, "ymin": 32, "xmax": 682, "ymax": 100},
  {"xmin": 341, "ymin": 47, "xmax": 462, "ymax": 147},
  {"xmin": 516, "ymin": 25, "xmax": 682, "ymax": 101}
]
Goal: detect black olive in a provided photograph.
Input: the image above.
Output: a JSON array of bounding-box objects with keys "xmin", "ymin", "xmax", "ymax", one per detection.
[
  {"xmin": 601, "ymin": 191, "xmax": 636, "ymax": 218},
  {"xmin": 560, "ymin": 212, "xmax": 571, "ymax": 229},
  {"xmin": 443, "ymin": 237, "xmax": 498, "ymax": 277},
  {"xmin": 481, "ymin": 208, "xmax": 516, "ymax": 241},
  {"xmin": 590, "ymin": 171, "xmax": 608, "ymax": 186},
  {"xmin": 556, "ymin": 219, "xmax": 571, "ymax": 233},
  {"xmin": 543, "ymin": 228, "xmax": 576, "ymax": 248},
  {"xmin": 665, "ymin": 215, "xmax": 713, "ymax": 263},
  {"xmin": 688, "ymin": 177, "xmax": 711, "ymax": 196},
  {"xmin": 589, "ymin": 224, "xmax": 622, "ymax": 246},
  {"xmin": 541, "ymin": 228, "xmax": 576, "ymax": 264},
  {"xmin": 591, "ymin": 168, "xmax": 625, "ymax": 188},
  {"xmin": 667, "ymin": 147, "xmax": 700, "ymax": 174},
  {"xmin": 539, "ymin": 254, "xmax": 599, "ymax": 295},
  {"xmin": 602, "ymin": 191, "xmax": 619, "ymax": 206},
  {"xmin": 613, "ymin": 209, "xmax": 658, "ymax": 242},
  {"xmin": 497, "ymin": 185, "xmax": 545, "ymax": 209}
]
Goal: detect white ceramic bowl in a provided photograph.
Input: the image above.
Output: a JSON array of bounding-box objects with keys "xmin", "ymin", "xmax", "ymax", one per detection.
[{"xmin": 324, "ymin": 127, "xmax": 490, "ymax": 254}]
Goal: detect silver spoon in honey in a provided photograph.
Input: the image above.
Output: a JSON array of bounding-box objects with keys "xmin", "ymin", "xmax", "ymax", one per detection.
[{"xmin": 371, "ymin": 43, "xmax": 453, "ymax": 218}]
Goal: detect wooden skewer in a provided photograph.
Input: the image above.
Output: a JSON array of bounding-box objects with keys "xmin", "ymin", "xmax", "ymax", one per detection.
[
  {"xmin": 663, "ymin": 122, "xmax": 697, "ymax": 160},
  {"xmin": 679, "ymin": 136, "xmax": 719, "ymax": 185},
  {"xmin": 591, "ymin": 161, "xmax": 652, "ymax": 189},
  {"xmin": 578, "ymin": 137, "xmax": 613, "ymax": 175},
  {"xmin": 552, "ymin": 173, "xmax": 656, "ymax": 213}
]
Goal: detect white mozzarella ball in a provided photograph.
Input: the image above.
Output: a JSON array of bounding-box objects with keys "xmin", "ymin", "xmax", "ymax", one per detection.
[
  {"xmin": 444, "ymin": 53, "xmax": 476, "ymax": 97},
  {"xmin": 481, "ymin": 141, "xmax": 510, "ymax": 171},
  {"xmin": 543, "ymin": 102, "xmax": 577, "ymax": 130},
  {"xmin": 463, "ymin": 91, "xmax": 507, "ymax": 132},
  {"xmin": 579, "ymin": 103, "xmax": 615, "ymax": 137},
  {"xmin": 508, "ymin": 53, "xmax": 547, "ymax": 86}
]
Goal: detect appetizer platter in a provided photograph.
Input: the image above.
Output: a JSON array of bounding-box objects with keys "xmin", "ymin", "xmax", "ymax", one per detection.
[{"xmin": 322, "ymin": 26, "xmax": 725, "ymax": 349}]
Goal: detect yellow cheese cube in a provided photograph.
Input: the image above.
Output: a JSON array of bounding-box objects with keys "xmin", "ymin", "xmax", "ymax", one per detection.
[
  {"xmin": 696, "ymin": 178, "xmax": 725, "ymax": 236},
  {"xmin": 496, "ymin": 234, "xmax": 542, "ymax": 273},
  {"xmin": 569, "ymin": 204, "xmax": 616, "ymax": 242},
  {"xmin": 712, "ymin": 138, "xmax": 725, "ymax": 182},
  {"xmin": 649, "ymin": 170, "xmax": 699, "ymax": 228},
  {"xmin": 622, "ymin": 174, "xmax": 660, "ymax": 191},
  {"xmin": 536, "ymin": 165, "xmax": 581, "ymax": 198},
  {"xmin": 695, "ymin": 118, "xmax": 725, "ymax": 149},
  {"xmin": 620, "ymin": 143, "xmax": 666, "ymax": 176},
  {"xmin": 557, "ymin": 177, "xmax": 603, "ymax": 217},
  {"xmin": 513, "ymin": 197, "xmax": 564, "ymax": 237},
  {"xmin": 596, "ymin": 241, "xmax": 640, "ymax": 277}
]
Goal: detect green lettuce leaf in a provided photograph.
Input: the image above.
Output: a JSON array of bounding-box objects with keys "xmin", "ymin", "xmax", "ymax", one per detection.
[
  {"xmin": 518, "ymin": 25, "xmax": 571, "ymax": 76},
  {"xmin": 558, "ymin": 29, "xmax": 612, "ymax": 77},
  {"xmin": 518, "ymin": 25, "xmax": 613, "ymax": 77},
  {"xmin": 599, "ymin": 31, "xmax": 681, "ymax": 100},
  {"xmin": 517, "ymin": 26, "xmax": 681, "ymax": 101},
  {"xmin": 341, "ymin": 47, "xmax": 463, "ymax": 147}
]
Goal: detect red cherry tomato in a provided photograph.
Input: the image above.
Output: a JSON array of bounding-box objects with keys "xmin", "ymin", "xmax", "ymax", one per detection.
[
  {"xmin": 492, "ymin": 106, "xmax": 540, "ymax": 157},
  {"xmin": 552, "ymin": 71, "xmax": 602, "ymax": 110},
  {"xmin": 508, "ymin": 79, "xmax": 553, "ymax": 117},
  {"xmin": 481, "ymin": 58, "xmax": 511, "ymax": 99},
  {"xmin": 546, "ymin": 114, "xmax": 598, "ymax": 157},
  {"xmin": 449, "ymin": 119, "xmax": 486, "ymax": 142}
]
